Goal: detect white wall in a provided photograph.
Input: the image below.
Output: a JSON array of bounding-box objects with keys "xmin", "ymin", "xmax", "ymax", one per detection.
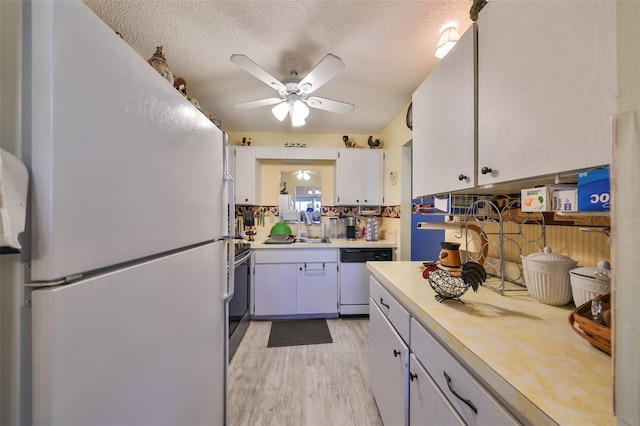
[{"xmin": 379, "ymin": 101, "xmax": 413, "ymax": 260}]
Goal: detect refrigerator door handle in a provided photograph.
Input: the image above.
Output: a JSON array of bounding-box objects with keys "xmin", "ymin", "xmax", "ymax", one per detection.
[
  {"xmin": 222, "ymin": 132, "xmax": 235, "ymax": 239},
  {"xmin": 223, "ymin": 239, "xmax": 235, "ymax": 302}
]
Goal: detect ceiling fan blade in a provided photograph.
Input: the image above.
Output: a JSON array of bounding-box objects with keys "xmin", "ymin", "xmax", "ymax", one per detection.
[
  {"xmin": 306, "ymin": 97, "xmax": 354, "ymax": 114},
  {"xmin": 298, "ymin": 54, "xmax": 345, "ymax": 94},
  {"xmin": 234, "ymin": 98, "xmax": 283, "ymax": 109},
  {"xmin": 230, "ymin": 54, "xmax": 286, "ymax": 92}
]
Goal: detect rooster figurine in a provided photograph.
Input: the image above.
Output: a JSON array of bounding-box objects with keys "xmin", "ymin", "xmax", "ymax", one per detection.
[
  {"xmin": 422, "ymin": 261, "xmax": 487, "ymax": 302},
  {"xmin": 342, "ymin": 135, "xmax": 356, "ymax": 148},
  {"xmin": 147, "ymin": 46, "xmax": 174, "ymax": 85},
  {"xmin": 367, "ymin": 136, "xmax": 381, "ymax": 149}
]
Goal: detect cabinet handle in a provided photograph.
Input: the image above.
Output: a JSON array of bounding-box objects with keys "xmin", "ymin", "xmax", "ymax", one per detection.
[
  {"xmin": 481, "ymin": 166, "xmax": 492, "ymax": 175},
  {"xmin": 444, "ymin": 371, "xmax": 477, "ymax": 414},
  {"xmin": 458, "ymin": 174, "xmax": 467, "ymax": 181},
  {"xmin": 379, "ymin": 298, "xmax": 390, "ymax": 309},
  {"xmin": 409, "ymin": 372, "xmax": 418, "ymax": 381},
  {"xmin": 393, "ymin": 349, "xmax": 401, "ymax": 357},
  {"xmin": 304, "ymin": 263, "xmax": 325, "ymax": 272}
]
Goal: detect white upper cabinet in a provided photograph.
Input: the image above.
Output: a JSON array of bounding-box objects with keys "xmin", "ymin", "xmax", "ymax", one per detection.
[
  {"xmin": 476, "ymin": 0, "xmax": 616, "ymax": 186},
  {"xmin": 336, "ymin": 149, "xmax": 385, "ymax": 206},
  {"xmin": 232, "ymin": 146, "xmax": 260, "ymax": 205},
  {"xmin": 412, "ymin": 24, "xmax": 477, "ymax": 198}
]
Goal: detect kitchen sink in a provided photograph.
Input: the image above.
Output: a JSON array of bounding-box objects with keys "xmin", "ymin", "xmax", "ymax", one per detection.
[{"xmin": 297, "ymin": 237, "xmax": 331, "ymax": 244}]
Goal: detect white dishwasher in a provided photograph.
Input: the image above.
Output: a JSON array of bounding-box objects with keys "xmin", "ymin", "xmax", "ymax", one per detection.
[{"xmin": 339, "ymin": 248, "xmax": 393, "ymax": 315}]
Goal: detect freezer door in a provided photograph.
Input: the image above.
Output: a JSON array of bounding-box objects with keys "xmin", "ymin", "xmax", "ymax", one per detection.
[
  {"xmin": 32, "ymin": 242, "xmax": 226, "ymax": 426},
  {"xmin": 28, "ymin": 1, "xmax": 228, "ymax": 281}
]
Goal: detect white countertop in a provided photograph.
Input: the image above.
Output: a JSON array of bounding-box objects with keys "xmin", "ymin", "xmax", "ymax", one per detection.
[
  {"xmin": 248, "ymin": 237, "xmax": 397, "ymax": 250},
  {"xmin": 367, "ymin": 261, "xmax": 614, "ymax": 425}
]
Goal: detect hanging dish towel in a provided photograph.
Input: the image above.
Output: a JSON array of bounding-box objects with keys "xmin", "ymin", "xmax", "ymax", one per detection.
[{"xmin": 0, "ymin": 149, "xmax": 29, "ymax": 253}]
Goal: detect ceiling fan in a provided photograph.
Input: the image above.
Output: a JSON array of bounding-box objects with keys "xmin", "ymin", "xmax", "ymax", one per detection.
[{"xmin": 230, "ymin": 53, "xmax": 355, "ymax": 127}]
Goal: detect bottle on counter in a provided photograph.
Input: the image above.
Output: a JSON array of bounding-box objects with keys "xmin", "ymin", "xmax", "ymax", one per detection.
[{"xmin": 329, "ymin": 217, "xmax": 337, "ymax": 239}]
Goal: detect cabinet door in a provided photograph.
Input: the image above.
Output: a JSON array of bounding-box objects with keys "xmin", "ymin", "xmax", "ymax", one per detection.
[
  {"xmin": 253, "ymin": 263, "xmax": 297, "ymax": 316},
  {"xmin": 361, "ymin": 150, "xmax": 384, "ymax": 205},
  {"xmin": 233, "ymin": 146, "xmax": 259, "ymax": 205},
  {"xmin": 335, "ymin": 148, "xmax": 362, "ymax": 205},
  {"xmin": 477, "ymin": 0, "xmax": 615, "ymax": 185},
  {"xmin": 369, "ymin": 301, "xmax": 408, "ymax": 426},
  {"xmin": 412, "ymin": 24, "xmax": 476, "ymax": 198},
  {"xmin": 411, "ymin": 319, "xmax": 518, "ymax": 425},
  {"xmin": 410, "ymin": 355, "xmax": 464, "ymax": 426},
  {"xmin": 296, "ymin": 262, "xmax": 338, "ymax": 314}
]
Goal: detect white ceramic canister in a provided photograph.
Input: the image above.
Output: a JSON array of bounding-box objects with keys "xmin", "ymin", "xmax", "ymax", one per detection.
[
  {"xmin": 569, "ymin": 260, "xmax": 611, "ymax": 307},
  {"xmin": 521, "ymin": 247, "xmax": 578, "ymax": 305}
]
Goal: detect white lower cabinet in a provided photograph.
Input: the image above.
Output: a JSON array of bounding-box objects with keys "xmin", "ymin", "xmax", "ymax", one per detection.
[
  {"xmin": 253, "ymin": 249, "xmax": 338, "ymax": 317},
  {"xmin": 369, "ymin": 275, "xmax": 519, "ymax": 425},
  {"xmin": 296, "ymin": 262, "xmax": 338, "ymax": 314},
  {"xmin": 369, "ymin": 301, "xmax": 409, "ymax": 426},
  {"xmin": 410, "ymin": 318, "xmax": 518, "ymax": 425},
  {"xmin": 409, "ymin": 354, "xmax": 464, "ymax": 426},
  {"xmin": 253, "ymin": 263, "xmax": 297, "ymax": 316}
]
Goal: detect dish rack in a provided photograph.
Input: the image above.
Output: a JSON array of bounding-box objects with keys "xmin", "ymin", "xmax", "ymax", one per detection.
[{"xmin": 449, "ymin": 195, "xmax": 546, "ymax": 295}]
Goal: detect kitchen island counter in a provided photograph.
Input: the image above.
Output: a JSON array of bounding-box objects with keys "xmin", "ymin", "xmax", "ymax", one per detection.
[{"xmin": 367, "ymin": 261, "xmax": 614, "ymax": 425}]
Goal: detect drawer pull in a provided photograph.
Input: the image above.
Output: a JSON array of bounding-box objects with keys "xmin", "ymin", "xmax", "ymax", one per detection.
[
  {"xmin": 304, "ymin": 263, "xmax": 325, "ymax": 272},
  {"xmin": 379, "ymin": 298, "xmax": 390, "ymax": 309},
  {"xmin": 393, "ymin": 349, "xmax": 401, "ymax": 357},
  {"xmin": 409, "ymin": 372, "xmax": 418, "ymax": 381},
  {"xmin": 444, "ymin": 371, "xmax": 477, "ymax": 414}
]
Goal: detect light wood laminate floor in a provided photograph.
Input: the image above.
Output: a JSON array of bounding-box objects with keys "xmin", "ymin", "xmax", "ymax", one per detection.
[{"xmin": 228, "ymin": 318, "xmax": 383, "ymax": 426}]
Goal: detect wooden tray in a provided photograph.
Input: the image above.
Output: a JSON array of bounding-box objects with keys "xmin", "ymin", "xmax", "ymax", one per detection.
[{"xmin": 568, "ymin": 293, "xmax": 611, "ymax": 355}]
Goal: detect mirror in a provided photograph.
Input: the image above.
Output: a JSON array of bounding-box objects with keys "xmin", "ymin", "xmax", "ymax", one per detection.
[{"xmin": 279, "ymin": 170, "xmax": 322, "ymax": 223}]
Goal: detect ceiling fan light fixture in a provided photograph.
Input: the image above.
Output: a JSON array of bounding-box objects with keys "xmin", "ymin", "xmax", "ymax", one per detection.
[
  {"xmin": 435, "ymin": 23, "xmax": 460, "ymax": 59},
  {"xmin": 293, "ymin": 100, "xmax": 310, "ymax": 119},
  {"xmin": 290, "ymin": 100, "xmax": 309, "ymax": 127},
  {"xmin": 272, "ymin": 102, "xmax": 289, "ymax": 121},
  {"xmin": 231, "ymin": 53, "xmax": 353, "ymax": 126},
  {"xmin": 291, "ymin": 115, "xmax": 306, "ymax": 127},
  {"xmin": 296, "ymin": 170, "xmax": 310, "ymax": 180}
]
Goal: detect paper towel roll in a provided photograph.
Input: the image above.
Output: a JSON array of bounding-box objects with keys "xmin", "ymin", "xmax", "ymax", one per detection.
[{"xmin": 0, "ymin": 149, "xmax": 29, "ymax": 252}]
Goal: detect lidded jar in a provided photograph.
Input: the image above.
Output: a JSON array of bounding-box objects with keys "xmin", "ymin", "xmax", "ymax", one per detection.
[
  {"xmin": 521, "ymin": 247, "xmax": 577, "ymax": 305},
  {"xmin": 439, "ymin": 242, "xmax": 462, "ymax": 268}
]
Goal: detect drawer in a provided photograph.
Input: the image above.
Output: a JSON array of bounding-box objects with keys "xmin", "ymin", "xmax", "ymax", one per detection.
[
  {"xmin": 370, "ymin": 276, "xmax": 410, "ymax": 344},
  {"xmin": 410, "ymin": 318, "xmax": 519, "ymax": 425},
  {"xmin": 254, "ymin": 248, "xmax": 338, "ymax": 264}
]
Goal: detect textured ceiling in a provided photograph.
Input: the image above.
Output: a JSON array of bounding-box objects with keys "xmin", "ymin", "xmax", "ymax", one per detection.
[{"xmin": 83, "ymin": 0, "xmax": 473, "ymax": 134}]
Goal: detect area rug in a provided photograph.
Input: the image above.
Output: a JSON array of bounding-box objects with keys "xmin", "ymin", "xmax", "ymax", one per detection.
[{"xmin": 267, "ymin": 319, "xmax": 333, "ymax": 348}]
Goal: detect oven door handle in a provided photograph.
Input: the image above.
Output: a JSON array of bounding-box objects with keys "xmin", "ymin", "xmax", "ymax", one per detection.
[
  {"xmin": 233, "ymin": 251, "xmax": 251, "ymax": 268},
  {"xmin": 225, "ymin": 250, "xmax": 251, "ymax": 302}
]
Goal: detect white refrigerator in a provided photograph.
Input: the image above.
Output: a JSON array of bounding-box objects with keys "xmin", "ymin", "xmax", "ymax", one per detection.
[{"xmin": 23, "ymin": 1, "xmax": 233, "ymax": 424}]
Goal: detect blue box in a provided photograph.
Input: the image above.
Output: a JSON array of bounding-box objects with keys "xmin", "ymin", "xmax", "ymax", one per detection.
[{"xmin": 577, "ymin": 168, "xmax": 610, "ymax": 211}]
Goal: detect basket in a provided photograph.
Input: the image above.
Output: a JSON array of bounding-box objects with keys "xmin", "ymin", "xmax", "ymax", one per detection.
[
  {"xmin": 428, "ymin": 269, "xmax": 470, "ymax": 302},
  {"xmin": 568, "ymin": 293, "xmax": 611, "ymax": 355}
]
